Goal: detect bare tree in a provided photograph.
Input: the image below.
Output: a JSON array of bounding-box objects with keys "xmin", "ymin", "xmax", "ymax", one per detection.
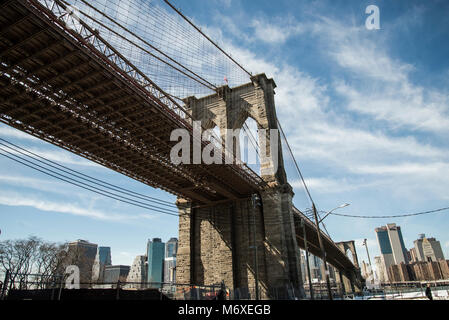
[
  {"xmin": 62, "ymin": 246, "xmax": 96, "ymax": 288},
  {"xmin": 0, "ymin": 236, "xmax": 41, "ymax": 289},
  {"xmin": 0, "ymin": 237, "xmax": 69, "ymax": 290},
  {"xmin": 34, "ymin": 242, "xmax": 69, "ymax": 289}
]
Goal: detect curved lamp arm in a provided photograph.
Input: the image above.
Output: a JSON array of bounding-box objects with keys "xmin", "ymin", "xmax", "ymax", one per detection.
[{"xmin": 318, "ymin": 203, "xmax": 350, "ymax": 224}]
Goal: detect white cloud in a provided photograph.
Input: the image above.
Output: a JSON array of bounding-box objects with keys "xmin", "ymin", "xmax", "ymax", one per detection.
[
  {"xmin": 251, "ymin": 17, "xmax": 304, "ymax": 44},
  {"xmin": 288, "ymin": 121, "xmax": 446, "ymax": 162},
  {"xmin": 353, "ymin": 162, "xmax": 449, "ymax": 176},
  {"xmin": 216, "ymin": 0, "xmax": 231, "ymax": 8},
  {"xmin": 291, "ymin": 177, "xmax": 375, "ymax": 194},
  {"xmin": 0, "ymin": 174, "xmax": 53, "ymax": 185},
  {"xmin": 0, "ymin": 174, "xmax": 78, "ymax": 197},
  {"xmin": 0, "ymin": 124, "xmax": 100, "ymax": 168},
  {"xmin": 0, "ymin": 126, "xmax": 39, "ymax": 141},
  {"xmin": 223, "ymin": 36, "xmax": 448, "ymax": 174},
  {"xmin": 308, "ymin": 16, "xmax": 449, "ymax": 134},
  {"xmin": 330, "ymin": 40, "xmax": 413, "ymax": 83},
  {"xmin": 0, "ymin": 144, "xmax": 100, "ymax": 168},
  {"xmin": 335, "ymin": 80, "xmax": 449, "ymax": 133},
  {"xmin": 0, "ymin": 192, "xmax": 157, "ymax": 222}
]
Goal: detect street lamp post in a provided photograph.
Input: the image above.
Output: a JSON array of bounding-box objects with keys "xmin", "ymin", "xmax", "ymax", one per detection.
[
  {"xmin": 363, "ymin": 239, "xmax": 372, "ymax": 266},
  {"xmin": 300, "ymin": 218, "xmax": 314, "ymax": 300},
  {"xmin": 251, "ymin": 194, "xmax": 261, "ymax": 300},
  {"xmin": 312, "ymin": 204, "xmax": 332, "ymax": 300},
  {"xmin": 363, "ymin": 239, "xmax": 372, "ymax": 279},
  {"xmin": 312, "ymin": 202, "xmax": 350, "ymax": 300}
]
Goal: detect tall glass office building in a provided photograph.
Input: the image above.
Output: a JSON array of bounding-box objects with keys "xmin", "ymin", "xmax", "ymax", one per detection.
[
  {"xmin": 147, "ymin": 238, "xmax": 165, "ymax": 285},
  {"xmin": 92, "ymin": 246, "xmax": 112, "ymax": 282},
  {"xmin": 375, "ymin": 223, "xmax": 409, "ymax": 282},
  {"xmin": 164, "ymin": 238, "xmax": 178, "ymax": 283},
  {"xmin": 104, "ymin": 265, "xmax": 130, "ymax": 283},
  {"xmin": 165, "ymin": 238, "xmax": 178, "ymax": 258},
  {"xmin": 98, "ymin": 247, "xmax": 112, "ymax": 265},
  {"xmin": 67, "ymin": 239, "xmax": 98, "ymax": 285}
]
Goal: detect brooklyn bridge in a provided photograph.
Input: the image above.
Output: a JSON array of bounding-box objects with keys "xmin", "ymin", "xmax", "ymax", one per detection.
[{"xmin": 0, "ymin": 0, "xmax": 362, "ymax": 299}]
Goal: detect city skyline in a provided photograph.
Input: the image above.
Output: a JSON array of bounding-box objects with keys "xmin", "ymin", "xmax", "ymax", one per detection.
[
  {"xmin": 6, "ymin": 226, "xmax": 439, "ymax": 278},
  {"xmin": 67, "ymin": 236, "xmax": 180, "ymax": 267},
  {"xmin": 1, "ymin": 0, "xmax": 449, "ymax": 268}
]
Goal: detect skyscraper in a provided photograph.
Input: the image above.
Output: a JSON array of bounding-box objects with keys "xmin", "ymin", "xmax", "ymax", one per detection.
[
  {"xmin": 164, "ymin": 238, "xmax": 178, "ymax": 283},
  {"xmin": 92, "ymin": 246, "xmax": 112, "ymax": 282},
  {"xmin": 375, "ymin": 226, "xmax": 394, "ymax": 281},
  {"xmin": 413, "ymin": 234, "xmax": 445, "ymax": 262},
  {"xmin": 413, "ymin": 234, "xmax": 426, "ymax": 261},
  {"xmin": 375, "ymin": 223, "xmax": 409, "ymax": 281},
  {"xmin": 98, "ymin": 247, "xmax": 112, "ymax": 265},
  {"xmin": 374, "ymin": 256, "xmax": 387, "ymax": 283},
  {"xmin": 104, "ymin": 265, "xmax": 130, "ymax": 283},
  {"xmin": 147, "ymin": 238, "xmax": 165, "ymax": 285},
  {"xmin": 165, "ymin": 238, "xmax": 178, "ymax": 258},
  {"xmin": 361, "ymin": 261, "xmax": 369, "ymax": 279},
  {"xmin": 126, "ymin": 255, "xmax": 147, "ymax": 288},
  {"xmin": 310, "ymin": 254, "xmax": 323, "ymax": 281},
  {"xmin": 67, "ymin": 239, "xmax": 98, "ymax": 285},
  {"xmin": 409, "ymin": 247, "xmax": 419, "ymax": 263},
  {"xmin": 299, "ymin": 250, "xmax": 322, "ymax": 283}
]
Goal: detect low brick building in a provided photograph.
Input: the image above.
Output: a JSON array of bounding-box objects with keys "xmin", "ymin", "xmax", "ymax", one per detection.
[
  {"xmin": 388, "ymin": 260, "xmax": 449, "ymax": 282},
  {"xmin": 428, "ymin": 261, "xmax": 443, "ymax": 280},
  {"xmin": 388, "ymin": 263, "xmax": 413, "ymax": 282},
  {"xmin": 439, "ymin": 260, "xmax": 449, "ymax": 279}
]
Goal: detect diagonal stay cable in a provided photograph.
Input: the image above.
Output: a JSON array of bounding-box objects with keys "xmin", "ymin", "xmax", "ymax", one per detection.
[
  {"xmin": 0, "ymin": 147, "xmax": 182, "ymax": 217},
  {"xmin": 277, "ymin": 119, "xmax": 315, "ymax": 207},
  {"xmin": 0, "ymin": 138, "xmax": 180, "ymax": 208},
  {"xmin": 163, "ymin": 0, "xmax": 252, "ymax": 78},
  {"xmin": 70, "ymin": 0, "xmax": 217, "ymax": 90}
]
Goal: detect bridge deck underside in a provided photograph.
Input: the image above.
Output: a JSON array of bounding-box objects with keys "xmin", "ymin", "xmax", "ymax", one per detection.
[{"xmin": 0, "ymin": 0, "xmax": 264, "ymax": 204}]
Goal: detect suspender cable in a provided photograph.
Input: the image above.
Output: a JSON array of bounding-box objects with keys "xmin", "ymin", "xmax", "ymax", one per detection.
[{"xmin": 163, "ymin": 0, "xmax": 253, "ymax": 78}]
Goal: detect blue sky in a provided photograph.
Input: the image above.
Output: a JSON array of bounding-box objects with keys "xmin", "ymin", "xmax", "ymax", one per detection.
[{"xmin": 1, "ymin": 0, "xmax": 449, "ymax": 269}]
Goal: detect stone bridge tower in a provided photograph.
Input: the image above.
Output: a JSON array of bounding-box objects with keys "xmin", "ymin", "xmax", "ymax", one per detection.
[
  {"xmin": 176, "ymin": 74, "xmax": 303, "ymax": 299},
  {"xmin": 335, "ymin": 241, "xmax": 363, "ymax": 294}
]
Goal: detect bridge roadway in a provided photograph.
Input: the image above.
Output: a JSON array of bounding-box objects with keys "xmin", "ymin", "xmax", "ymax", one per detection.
[{"xmin": 0, "ymin": 0, "xmax": 358, "ymax": 280}]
